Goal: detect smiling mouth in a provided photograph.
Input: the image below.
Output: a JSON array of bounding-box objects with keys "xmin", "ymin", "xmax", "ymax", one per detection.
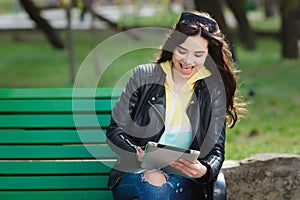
[{"xmin": 180, "ymin": 63, "xmax": 195, "ymax": 74}]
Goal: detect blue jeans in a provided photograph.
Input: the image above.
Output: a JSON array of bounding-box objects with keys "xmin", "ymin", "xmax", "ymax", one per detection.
[{"xmin": 112, "ymin": 169, "xmax": 205, "ymax": 200}]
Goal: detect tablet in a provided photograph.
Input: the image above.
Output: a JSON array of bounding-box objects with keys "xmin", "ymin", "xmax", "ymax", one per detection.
[{"xmin": 141, "ymin": 141, "xmax": 200, "ymax": 176}]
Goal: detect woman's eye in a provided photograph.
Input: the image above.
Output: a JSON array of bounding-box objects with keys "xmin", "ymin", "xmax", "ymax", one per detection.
[
  {"xmin": 177, "ymin": 49, "xmax": 186, "ymax": 54},
  {"xmin": 195, "ymin": 53, "xmax": 204, "ymax": 57}
]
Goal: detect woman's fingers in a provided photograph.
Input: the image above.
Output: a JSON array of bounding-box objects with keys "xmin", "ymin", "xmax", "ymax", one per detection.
[
  {"xmin": 137, "ymin": 146, "xmax": 145, "ymax": 162},
  {"xmin": 170, "ymin": 158, "xmax": 207, "ymax": 178}
]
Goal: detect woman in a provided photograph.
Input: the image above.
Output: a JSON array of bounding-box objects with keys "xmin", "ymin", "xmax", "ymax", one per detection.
[{"xmin": 106, "ymin": 11, "xmax": 246, "ymax": 199}]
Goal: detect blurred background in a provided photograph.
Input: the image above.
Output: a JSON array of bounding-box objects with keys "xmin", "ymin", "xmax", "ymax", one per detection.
[{"xmin": 0, "ymin": 0, "xmax": 299, "ymax": 160}]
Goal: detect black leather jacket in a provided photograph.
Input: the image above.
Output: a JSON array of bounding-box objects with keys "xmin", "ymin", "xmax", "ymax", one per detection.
[{"xmin": 106, "ymin": 62, "xmax": 226, "ymax": 189}]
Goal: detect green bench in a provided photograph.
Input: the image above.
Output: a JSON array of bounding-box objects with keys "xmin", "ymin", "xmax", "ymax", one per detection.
[
  {"xmin": 0, "ymin": 88, "xmax": 123, "ymax": 200},
  {"xmin": 0, "ymin": 88, "xmax": 227, "ymax": 200}
]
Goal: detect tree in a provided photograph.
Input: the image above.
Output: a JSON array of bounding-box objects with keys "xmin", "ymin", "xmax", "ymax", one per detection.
[
  {"xmin": 194, "ymin": 0, "xmax": 237, "ymax": 59},
  {"xmin": 265, "ymin": 0, "xmax": 278, "ymax": 18},
  {"xmin": 226, "ymin": 0, "xmax": 256, "ymax": 50},
  {"xmin": 19, "ymin": 0, "xmax": 65, "ymax": 49},
  {"xmin": 194, "ymin": 0, "xmax": 256, "ymax": 52},
  {"xmin": 279, "ymin": 0, "xmax": 299, "ymax": 59}
]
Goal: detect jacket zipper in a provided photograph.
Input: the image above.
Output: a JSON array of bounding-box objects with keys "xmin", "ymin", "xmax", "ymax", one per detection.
[{"xmin": 119, "ymin": 134, "xmax": 139, "ymax": 152}]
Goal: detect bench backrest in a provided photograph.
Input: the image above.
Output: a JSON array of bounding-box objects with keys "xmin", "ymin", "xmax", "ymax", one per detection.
[{"xmin": 0, "ymin": 88, "xmax": 122, "ymax": 200}]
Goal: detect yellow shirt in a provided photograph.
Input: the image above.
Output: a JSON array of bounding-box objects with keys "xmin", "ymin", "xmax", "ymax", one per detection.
[{"xmin": 158, "ymin": 61, "xmax": 211, "ymax": 148}]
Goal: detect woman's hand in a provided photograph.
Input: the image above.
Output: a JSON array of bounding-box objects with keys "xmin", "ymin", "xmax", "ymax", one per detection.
[
  {"xmin": 136, "ymin": 146, "xmax": 145, "ymax": 162},
  {"xmin": 170, "ymin": 158, "xmax": 207, "ymax": 178}
]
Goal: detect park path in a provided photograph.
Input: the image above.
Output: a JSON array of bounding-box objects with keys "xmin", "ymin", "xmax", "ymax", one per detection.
[
  {"xmin": 0, "ymin": 4, "xmax": 158, "ymax": 31},
  {"xmin": 0, "ymin": 2, "xmax": 237, "ymax": 31}
]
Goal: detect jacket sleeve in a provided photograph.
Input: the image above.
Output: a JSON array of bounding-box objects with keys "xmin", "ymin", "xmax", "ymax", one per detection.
[
  {"xmin": 197, "ymin": 79, "xmax": 227, "ymax": 184},
  {"xmin": 106, "ymin": 67, "xmax": 142, "ymax": 159},
  {"xmin": 197, "ymin": 125, "xmax": 225, "ymax": 184}
]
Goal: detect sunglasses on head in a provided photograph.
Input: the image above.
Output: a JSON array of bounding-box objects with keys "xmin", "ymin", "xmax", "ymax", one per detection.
[{"xmin": 179, "ymin": 12, "xmax": 217, "ymax": 33}]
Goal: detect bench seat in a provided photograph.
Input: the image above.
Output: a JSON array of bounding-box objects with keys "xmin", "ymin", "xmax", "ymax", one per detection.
[{"xmin": 0, "ymin": 88, "xmax": 226, "ymax": 200}]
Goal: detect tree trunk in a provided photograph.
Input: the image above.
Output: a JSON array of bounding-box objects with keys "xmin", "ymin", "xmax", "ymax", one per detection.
[
  {"xmin": 19, "ymin": 0, "xmax": 64, "ymax": 49},
  {"xmin": 281, "ymin": 6, "xmax": 299, "ymax": 59},
  {"xmin": 65, "ymin": 3, "xmax": 76, "ymax": 84},
  {"xmin": 226, "ymin": 0, "xmax": 256, "ymax": 50},
  {"xmin": 265, "ymin": 0, "xmax": 278, "ymax": 18},
  {"xmin": 193, "ymin": 0, "xmax": 236, "ymax": 59},
  {"xmin": 194, "ymin": 0, "xmax": 228, "ymax": 35}
]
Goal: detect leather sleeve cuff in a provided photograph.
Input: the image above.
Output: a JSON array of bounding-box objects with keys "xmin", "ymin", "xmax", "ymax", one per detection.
[{"xmin": 195, "ymin": 160, "xmax": 212, "ymax": 184}]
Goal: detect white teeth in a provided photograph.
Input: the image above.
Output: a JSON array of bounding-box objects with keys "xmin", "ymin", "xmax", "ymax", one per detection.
[
  {"xmin": 182, "ymin": 66, "xmax": 193, "ymax": 69},
  {"xmin": 180, "ymin": 64, "xmax": 194, "ymax": 70}
]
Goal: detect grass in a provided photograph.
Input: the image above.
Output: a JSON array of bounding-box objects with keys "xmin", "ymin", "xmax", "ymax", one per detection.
[
  {"xmin": 0, "ymin": 29, "xmax": 108, "ymax": 87},
  {"xmin": 119, "ymin": 11, "xmax": 179, "ymax": 28},
  {"xmin": 247, "ymin": 8, "xmax": 281, "ymax": 32},
  {"xmin": 226, "ymin": 38, "xmax": 300, "ymax": 159},
  {"xmin": 0, "ymin": 11, "xmax": 299, "ymax": 160}
]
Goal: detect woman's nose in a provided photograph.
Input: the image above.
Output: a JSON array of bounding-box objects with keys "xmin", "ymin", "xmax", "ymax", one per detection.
[{"xmin": 183, "ymin": 54, "xmax": 194, "ymax": 65}]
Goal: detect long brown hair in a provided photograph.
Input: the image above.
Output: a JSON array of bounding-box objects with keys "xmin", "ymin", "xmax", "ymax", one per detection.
[{"xmin": 156, "ymin": 11, "xmax": 247, "ymax": 128}]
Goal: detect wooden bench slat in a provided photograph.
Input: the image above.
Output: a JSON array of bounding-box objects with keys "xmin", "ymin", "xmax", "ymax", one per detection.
[
  {"xmin": 0, "ymin": 176, "xmax": 109, "ymax": 190},
  {"xmin": 0, "ymin": 114, "xmax": 110, "ymax": 128},
  {"xmin": 0, "ymin": 99, "xmax": 117, "ymax": 112},
  {"xmin": 0, "ymin": 145, "xmax": 116, "ymax": 159},
  {"xmin": 0, "ymin": 160, "xmax": 115, "ymax": 174},
  {"xmin": 0, "ymin": 191, "xmax": 113, "ymax": 200},
  {"xmin": 0, "ymin": 130, "xmax": 107, "ymax": 144},
  {"xmin": 0, "ymin": 88, "xmax": 123, "ymax": 99}
]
